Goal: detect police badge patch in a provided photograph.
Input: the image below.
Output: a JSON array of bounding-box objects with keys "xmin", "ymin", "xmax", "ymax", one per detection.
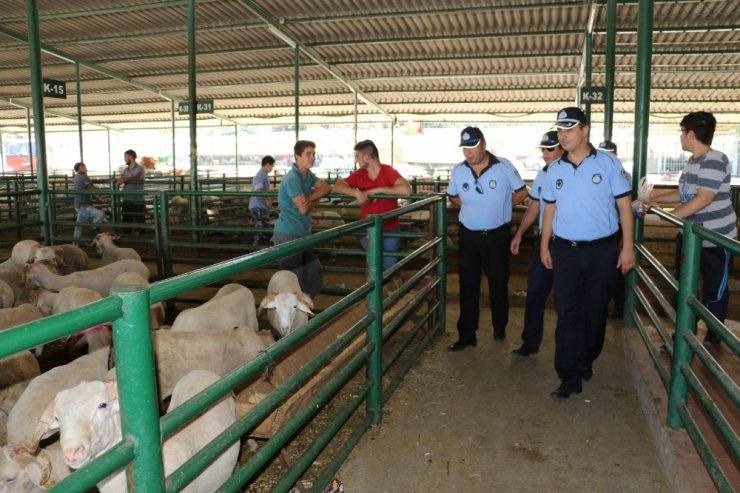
[
  {"xmin": 462, "ymin": 183, "xmax": 470, "ymax": 191},
  {"xmin": 555, "ymin": 178, "xmax": 564, "ymax": 189},
  {"xmin": 592, "ymin": 174, "xmax": 602, "ymax": 184},
  {"xmin": 489, "ymin": 180, "xmax": 497, "ymax": 189}
]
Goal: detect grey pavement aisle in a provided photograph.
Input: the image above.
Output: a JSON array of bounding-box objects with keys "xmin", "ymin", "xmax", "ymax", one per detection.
[{"xmin": 340, "ymin": 303, "xmax": 676, "ymax": 493}]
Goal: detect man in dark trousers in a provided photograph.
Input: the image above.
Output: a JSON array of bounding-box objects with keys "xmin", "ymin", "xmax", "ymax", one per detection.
[
  {"xmin": 510, "ymin": 130, "xmax": 563, "ymax": 356},
  {"xmin": 540, "ymin": 107, "xmax": 635, "ymax": 399}
]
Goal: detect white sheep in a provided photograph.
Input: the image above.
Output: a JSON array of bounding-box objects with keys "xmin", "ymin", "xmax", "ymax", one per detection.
[
  {"xmin": 24, "ymin": 259, "xmax": 149, "ymax": 298},
  {"xmin": 6, "ymin": 348, "xmax": 110, "ymax": 445},
  {"xmin": 32, "ymin": 369, "xmax": 238, "ymax": 493},
  {"xmin": 0, "ymin": 240, "xmax": 41, "ymax": 308},
  {"xmin": 258, "ymin": 270, "xmax": 314, "ymax": 337},
  {"xmin": 0, "ymin": 280, "xmax": 14, "ymax": 309},
  {"xmin": 32, "ymin": 287, "xmax": 110, "ymax": 355},
  {"xmin": 110, "ymin": 272, "xmax": 164, "ymax": 329},
  {"xmin": 32, "ymin": 245, "xmax": 88, "ymax": 275},
  {"xmin": 0, "ymin": 443, "xmax": 70, "ymax": 492},
  {"xmin": 90, "ymin": 233, "xmax": 142, "ymax": 265},
  {"xmin": 152, "ymin": 327, "xmax": 274, "ymax": 399},
  {"xmin": 171, "ymin": 283, "xmax": 258, "ymax": 333},
  {"xmin": 310, "ymin": 210, "xmax": 345, "ymax": 229},
  {"xmin": 0, "ymin": 351, "xmax": 41, "ymax": 433},
  {"xmin": 169, "ymin": 195, "xmax": 189, "ymax": 225}
]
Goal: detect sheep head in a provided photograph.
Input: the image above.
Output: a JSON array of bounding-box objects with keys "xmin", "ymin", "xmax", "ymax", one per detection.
[
  {"xmin": 259, "ymin": 291, "xmax": 314, "ymax": 337},
  {"xmin": 0, "ymin": 444, "xmax": 54, "ymax": 492},
  {"xmin": 32, "ymin": 380, "xmax": 120, "ymax": 470}
]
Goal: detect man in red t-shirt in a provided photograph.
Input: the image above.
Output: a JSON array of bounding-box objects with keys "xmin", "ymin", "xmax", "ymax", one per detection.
[{"xmin": 332, "ymin": 139, "xmax": 412, "ymax": 269}]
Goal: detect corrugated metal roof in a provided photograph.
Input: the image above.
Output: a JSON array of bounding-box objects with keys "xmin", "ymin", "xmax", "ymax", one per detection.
[{"xmin": 0, "ymin": 0, "xmax": 738, "ymax": 132}]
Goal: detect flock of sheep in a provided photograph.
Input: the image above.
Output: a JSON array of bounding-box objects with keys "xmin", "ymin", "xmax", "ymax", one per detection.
[{"xmin": 0, "ymin": 235, "xmax": 316, "ymax": 492}]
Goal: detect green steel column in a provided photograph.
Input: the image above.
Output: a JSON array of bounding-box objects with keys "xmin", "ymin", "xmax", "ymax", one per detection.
[
  {"xmin": 366, "ymin": 216, "xmax": 384, "ymax": 425},
  {"xmin": 76, "ymin": 62, "xmax": 84, "ymax": 162},
  {"xmin": 25, "ymin": 0, "xmax": 50, "ymax": 242},
  {"xmin": 624, "ymin": 0, "xmax": 653, "ymax": 327},
  {"xmin": 667, "ymin": 223, "xmax": 700, "ymax": 428},
  {"xmin": 171, "ymin": 99, "xmax": 177, "ymax": 177},
  {"xmin": 110, "ymin": 285, "xmax": 165, "ymax": 492},
  {"xmin": 188, "ymin": 0, "xmax": 197, "ymax": 193},
  {"xmin": 436, "ymin": 196, "xmax": 447, "ymax": 335},
  {"xmin": 604, "ymin": 0, "xmax": 617, "ymax": 141},
  {"xmin": 294, "ymin": 46, "xmax": 300, "ymax": 141},
  {"xmin": 584, "ymin": 31, "xmax": 592, "ymax": 129}
]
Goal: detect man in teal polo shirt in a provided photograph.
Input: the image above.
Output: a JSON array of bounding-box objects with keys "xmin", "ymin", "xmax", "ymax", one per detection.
[{"xmin": 273, "ymin": 140, "xmax": 331, "ymax": 297}]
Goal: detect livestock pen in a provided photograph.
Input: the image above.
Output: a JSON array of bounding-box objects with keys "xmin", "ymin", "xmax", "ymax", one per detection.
[{"xmin": 0, "ymin": 195, "xmax": 447, "ymax": 492}]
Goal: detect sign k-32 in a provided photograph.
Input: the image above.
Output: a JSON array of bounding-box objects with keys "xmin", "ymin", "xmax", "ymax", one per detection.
[{"xmin": 580, "ymin": 87, "xmax": 606, "ymax": 104}]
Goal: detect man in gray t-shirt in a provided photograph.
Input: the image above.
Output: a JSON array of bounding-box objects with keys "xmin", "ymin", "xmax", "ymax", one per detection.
[
  {"xmin": 115, "ymin": 149, "xmax": 146, "ymax": 234},
  {"xmin": 249, "ymin": 155, "xmax": 275, "ymax": 246},
  {"xmin": 73, "ymin": 162, "xmax": 105, "ymax": 245}
]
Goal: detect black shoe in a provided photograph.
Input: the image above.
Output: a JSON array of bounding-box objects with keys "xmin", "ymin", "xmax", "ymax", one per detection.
[
  {"xmin": 550, "ymin": 382, "xmax": 582, "ymax": 399},
  {"xmin": 582, "ymin": 365, "xmax": 593, "ymax": 381},
  {"xmin": 494, "ymin": 329, "xmax": 506, "ymax": 341},
  {"xmin": 512, "ymin": 344, "xmax": 539, "ymax": 357},
  {"xmin": 448, "ymin": 339, "xmax": 477, "ymax": 352},
  {"xmin": 703, "ymin": 331, "xmax": 721, "ymax": 348}
]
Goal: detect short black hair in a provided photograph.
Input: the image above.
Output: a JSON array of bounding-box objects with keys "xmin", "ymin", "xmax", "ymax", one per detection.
[
  {"xmin": 353, "ymin": 139, "xmax": 379, "ymax": 160},
  {"xmin": 680, "ymin": 111, "xmax": 716, "ymax": 146},
  {"xmin": 261, "ymin": 155, "xmax": 275, "ymax": 167},
  {"xmin": 294, "ymin": 140, "xmax": 316, "ymax": 157},
  {"xmin": 124, "ymin": 149, "xmax": 137, "ymax": 160},
  {"xmin": 74, "ymin": 162, "xmax": 85, "ymax": 172}
]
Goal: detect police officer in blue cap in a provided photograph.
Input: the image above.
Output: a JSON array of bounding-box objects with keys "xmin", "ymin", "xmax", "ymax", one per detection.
[
  {"xmin": 540, "ymin": 107, "xmax": 635, "ymax": 398},
  {"xmin": 510, "ymin": 130, "xmax": 563, "ymax": 356},
  {"xmin": 447, "ymin": 126, "xmax": 528, "ymax": 351}
]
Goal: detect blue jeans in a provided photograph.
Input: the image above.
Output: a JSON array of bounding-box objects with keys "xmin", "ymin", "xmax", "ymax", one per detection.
[
  {"xmin": 74, "ymin": 205, "xmax": 105, "ymax": 243},
  {"xmin": 360, "ymin": 227, "xmax": 401, "ymax": 270}
]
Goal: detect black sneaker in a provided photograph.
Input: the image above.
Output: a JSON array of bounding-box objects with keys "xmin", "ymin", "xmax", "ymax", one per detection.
[
  {"xmin": 703, "ymin": 331, "xmax": 721, "ymax": 348},
  {"xmin": 550, "ymin": 382, "xmax": 582, "ymax": 399},
  {"xmin": 512, "ymin": 344, "xmax": 539, "ymax": 357},
  {"xmin": 447, "ymin": 339, "xmax": 477, "ymax": 352}
]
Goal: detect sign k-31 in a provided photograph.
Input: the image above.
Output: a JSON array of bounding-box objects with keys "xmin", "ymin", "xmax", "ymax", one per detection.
[
  {"xmin": 178, "ymin": 100, "xmax": 214, "ymax": 115},
  {"xmin": 43, "ymin": 78, "xmax": 67, "ymax": 99}
]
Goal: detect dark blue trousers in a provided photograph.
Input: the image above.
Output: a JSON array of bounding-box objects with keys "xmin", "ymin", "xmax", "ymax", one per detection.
[
  {"xmin": 456, "ymin": 224, "xmax": 510, "ymax": 343},
  {"xmin": 520, "ymin": 236, "xmax": 554, "ymax": 350},
  {"xmin": 551, "ymin": 236, "xmax": 619, "ymax": 385}
]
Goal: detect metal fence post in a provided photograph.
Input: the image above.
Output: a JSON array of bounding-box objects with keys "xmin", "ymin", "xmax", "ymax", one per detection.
[
  {"xmin": 366, "ymin": 215, "xmax": 384, "ymax": 425},
  {"xmin": 110, "ymin": 285, "xmax": 165, "ymax": 492},
  {"xmin": 667, "ymin": 222, "xmax": 701, "ymax": 428},
  {"xmin": 435, "ymin": 195, "xmax": 447, "ymax": 333}
]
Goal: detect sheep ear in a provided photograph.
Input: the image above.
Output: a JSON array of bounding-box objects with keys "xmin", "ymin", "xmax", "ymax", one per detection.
[
  {"xmin": 31, "ymin": 399, "xmax": 59, "ymax": 449},
  {"xmin": 295, "ymin": 292, "xmax": 314, "ymax": 310},
  {"xmin": 259, "ymin": 293, "xmax": 276, "ymax": 310},
  {"xmin": 104, "ymin": 379, "xmax": 120, "ymax": 413}
]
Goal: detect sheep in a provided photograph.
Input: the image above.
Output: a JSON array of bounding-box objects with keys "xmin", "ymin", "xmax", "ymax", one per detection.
[
  {"xmin": 0, "ymin": 240, "xmax": 41, "ymax": 308},
  {"xmin": 32, "ymin": 245, "xmax": 88, "ymax": 275},
  {"xmin": 110, "ymin": 272, "xmax": 164, "ymax": 329},
  {"xmin": 0, "ymin": 279, "xmax": 14, "ymax": 309},
  {"xmin": 90, "ymin": 233, "xmax": 142, "ymax": 265},
  {"xmin": 6, "ymin": 348, "xmax": 110, "ymax": 445},
  {"xmin": 0, "ymin": 443, "xmax": 70, "ymax": 492},
  {"xmin": 0, "ymin": 305, "xmax": 43, "ymax": 333},
  {"xmin": 258, "ymin": 270, "xmax": 314, "ymax": 337},
  {"xmin": 24, "ymin": 259, "xmax": 150, "ymax": 298},
  {"xmin": 0, "ymin": 351, "xmax": 41, "ymax": 432},
  {"xmin": 310, "ymin": 210, "xmax": 345, "ymax": 229},
  {"xmin": 169, "ymin": 195, "xmax": 189, "ymax": 225},
  {"xmin": 32, "ymin": 369, "xmax": 238, "ymax": 493},
  {"xmin": 171, "ymin": 283, "xmax": 258, "ymax": 333},
  {"xmin": 32, "ymin": 287, "xmax": 110, "ymax": 354},
  {"xmin": 152, "ymin": 327, "xmax": 274, "ymax": 399}
]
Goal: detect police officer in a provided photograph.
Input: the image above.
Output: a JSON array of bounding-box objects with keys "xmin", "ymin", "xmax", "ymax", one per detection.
[
  {"xmin": 510, "ymin": 130, "xmax": 563, "ymax": 356},
  {"xmin": 447, "ymin": 127, "xmax": 528, "ymax": 351},
  {"xmin": 540, "ymin": 107, "xmax": 635, "ymax": 398}
]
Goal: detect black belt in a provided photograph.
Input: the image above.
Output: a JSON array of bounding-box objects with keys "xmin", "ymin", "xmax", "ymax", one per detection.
[
  {"xmin": 463, "ymin": 223, "xmax": 511, "ymax": 235},
  {"xmin": 553, "ymin": 232, "xmax": 618, "ymax": 247}
]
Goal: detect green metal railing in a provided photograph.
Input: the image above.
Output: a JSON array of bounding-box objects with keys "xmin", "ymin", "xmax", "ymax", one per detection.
[
  {"xmin": 624, "ymin": 207, "xmax": 739, "ymax": 491},
  {"xmin": 0, "ymin": 194, "xmax": 447, "ymax": 492}
]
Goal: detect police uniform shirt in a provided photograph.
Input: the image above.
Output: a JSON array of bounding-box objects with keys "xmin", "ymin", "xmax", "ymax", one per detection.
[
  {"xmin": 529, "ymin": 165, "xmax": 549, "ymax": 231},
  {"xmin": 447, "ymin": 151, "xmax": 526, "ymax": 230},
  {"xmin": 542, "ymin": 146, "xmax": 631, "ymax": 241}
]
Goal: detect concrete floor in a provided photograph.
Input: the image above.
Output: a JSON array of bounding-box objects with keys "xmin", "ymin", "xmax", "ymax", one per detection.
[{"xmin": 339, "ymin": 303, "xmax": 670, "ymax": 492}]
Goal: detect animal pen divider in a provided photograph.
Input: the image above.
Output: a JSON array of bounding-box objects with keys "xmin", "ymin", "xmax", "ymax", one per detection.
[{"xmin": 0, "ymin": 194, "xmax": 448, "ymax": 492}]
